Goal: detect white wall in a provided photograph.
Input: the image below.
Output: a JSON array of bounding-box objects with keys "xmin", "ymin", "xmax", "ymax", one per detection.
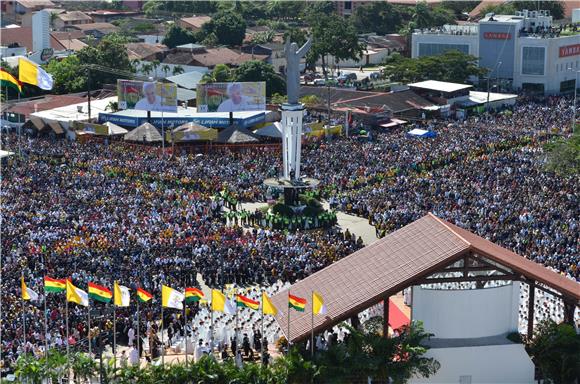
[
  {"xmin": 411, "ymin": 33, "xmax": 479, "ymax": 58},
  {"xmin": 410, "ymin": 344, "xmax": 535, "ymax": 384},
  {"xmin": 412, "ymin": 283, "xmax": 520, "ymax": 339}
]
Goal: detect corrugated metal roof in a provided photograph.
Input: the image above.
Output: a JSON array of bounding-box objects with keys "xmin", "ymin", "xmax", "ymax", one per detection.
[{"xmin": 272, "ymin": 213, "xmax": 580, "ymax": 343}]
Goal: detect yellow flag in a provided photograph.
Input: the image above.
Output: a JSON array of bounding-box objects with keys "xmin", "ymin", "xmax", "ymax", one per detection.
[
  {"xmin": 262, "ymin": 292, "xmax": 278, "ymax": 315},
  {"xmin": 313, "ymin": 291, "xmax": 327, "ymax": 315},
  {"xmin": 66, "ymin": 280, "xmax": 89, "ymax": 307},
  {"xmin": 21, "ymin": 277, "xmax": 38, "ymax": 301},
  {"xmin": 114, "ymin": 281, "xmax": 130, "ymax": 307},
  {"xmin": 211, "ymin": 289, "xmax": 226, "ymax": 312},
  {"xmin": 161, "ymin": 285, "xmax": 184, "ymax": 310}
]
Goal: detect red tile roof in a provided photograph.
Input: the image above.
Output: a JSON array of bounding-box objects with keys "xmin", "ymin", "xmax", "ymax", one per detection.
[
  {"xmin": 163, "ymin": 47, "xmax": 268, "ymax": 67},
  {"xmin": 0, "ymin": 27, "xmax": 66, "ymax": 51},
  {"xmin": 179, "ymin": 16, "xmax": 211, "ymax": 30},
  {"xmin": 4, "ymin": 95, "xmax": 86, "ymax": 117},
  {"xmin": 271, "ymin": 213, "xmax": 580, "ymax": 343}
]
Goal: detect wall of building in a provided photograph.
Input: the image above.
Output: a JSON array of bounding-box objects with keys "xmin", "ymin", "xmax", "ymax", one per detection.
[
  {"xmin": 478, "ymin": 21, "xmax": 521, "ymax": 80},
  {"xmin": 412, "ymin": 283, "xmax": 520, "ymax": 339},
  {"xmin": 514, "ymin": 35, "xmax": 580, "ymax": 94},
  {"xmin": 411, "ymin": 33, "xmax": 479, "ymax": 58},
  {"xmin": 410, "ymin": 344, "xmax": 535, "ymax": 384}
]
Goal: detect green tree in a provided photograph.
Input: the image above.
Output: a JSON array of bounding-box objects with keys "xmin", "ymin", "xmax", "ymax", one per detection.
[
  {"xmin": 544, "ymin": 131, "xmax": 580, "ymax": 175},
  {"xmin": 201, "ymin": 10, "xmax": 247, "ymax": 47},
  {"xmin": 75, "ymin": 36, "xmax": 133, "ymax": 88},
  {"xmin": 201, "ymin": 63, "xmax": 233, "ymax": 84},
  {"xmin": 382, "ymin": 51, "xmax": 487, "ymax": 83},
  {"xmin": 45, "ymin": 55, "xmax": 87, "ymax": 94},
  {"xmin": 162, "ymin": 24, "xmax": 195, "ymax": 49},
  {"xmin": 353, "ymin": 2, "xmax": 404, "ymax": 35},
  {"xmin": 309, "ymin": 15, "xmax": 364, "ymax": 77},
  {"xmin": 172, "ymin": 65, "xmax": 185, "ymax": 76},
  {"xmin": 283, "ymin": 28, "xmax": 307, "ymax": 47},
  {"xmin": 266, "ymin": 0, "xmax": 306, "ymax": 20},
  {"xmin": 271, "ymin": 93, "xmax": 288, "ymax": 105},
  {"xmin": 527, "ymin": 320, "xmax": 580, "ymax": 383},
  {"xmin": 412, "ymin": 2, "xmax": 455, "ymax": 29},
  {"xmin": 234, "ymin": 60, "xmax": 286, "ymax": 97}
]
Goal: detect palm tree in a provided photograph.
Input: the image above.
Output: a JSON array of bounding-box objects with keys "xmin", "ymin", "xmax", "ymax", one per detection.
[
  {"xmin": 161, "ymin": 64, "xmax": 171, "ymax": 78},
  {"xmin": 172, "ymin": 65, "xmax": 185, "ymax": 76},
  {"xmin": 140, "ymin": 63, "xmax": 153, "ymax": 77},
  {"xmin": 151, "ymin": 59, "xmax": 161, "ymax": 79}
]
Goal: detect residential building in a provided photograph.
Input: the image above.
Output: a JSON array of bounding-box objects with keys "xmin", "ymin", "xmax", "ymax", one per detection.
[
  {"xmin": 0, "ymin": 26, "xmax": 65, "ymax": 53},
  {"xmin": 53, "ymin": 11, "xmax": 93, "ymax": 31},
  {"xmin": 162, "ymin": 45, "xmax": 268, "ymax": 69},
  {"xmin": 126, "ymin": 42, "xmax": 168, "ymax": 62},
  {"xmin": 177, "ymin": 16, "xmax": 211, "ymax": 32},
  {"xmin": 2, "ymin": 0, "xmax": 56, "ymax": 24},
  {"xmin": 335, "ymin": 1, "xmax": 369, "ymax": 17},
  {"xmin": 86, "ymin": 10, "xmax": 143, "ymax": 23},
  {"xmin": 412, "ymin": 10, "xmax": 580, "ymax": 94},
  {"xmin": 68, "ymin": 22, "xmax": 119, "ymax": 39}
]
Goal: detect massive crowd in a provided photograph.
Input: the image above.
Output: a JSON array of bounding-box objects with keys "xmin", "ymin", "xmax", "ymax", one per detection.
[{"xmin": 0, "ymin": 94, "xmax": 578, "ymax": 372}]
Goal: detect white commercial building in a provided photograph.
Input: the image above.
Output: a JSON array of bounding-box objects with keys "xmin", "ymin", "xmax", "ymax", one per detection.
[{"xmin": 412, "ymin": 10, "xmax": 580, "ymax": 95}]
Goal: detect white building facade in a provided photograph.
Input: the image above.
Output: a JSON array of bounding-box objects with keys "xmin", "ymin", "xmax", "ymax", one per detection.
[{"xmin": 412, "ymin": 10, "xmax": 580, "ymax": 95}]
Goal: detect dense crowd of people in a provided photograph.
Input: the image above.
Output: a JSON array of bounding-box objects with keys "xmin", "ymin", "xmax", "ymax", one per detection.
[{"xmin": 0, "ymin": 94, "xmax": 577, "ymax": 373}]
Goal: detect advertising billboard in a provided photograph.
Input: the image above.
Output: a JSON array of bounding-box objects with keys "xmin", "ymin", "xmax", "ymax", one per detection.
[
  {"xmin": 197, "ymin": 82, "xmax": 266, "ymax": 113},
  {"xmin": 117, "ymin": 80, "xmax": 177, "ymax": 113}
]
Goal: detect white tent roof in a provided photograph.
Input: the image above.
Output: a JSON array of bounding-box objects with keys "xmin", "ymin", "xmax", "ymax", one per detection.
[
  {"xmin": 0, "ymin": 150, "xmax": 15, "ymax": 159},
  {"xmin": 254, "ymin": 122, "xmax": 282, "ymax": 138},
  {"xmin": 407, "ymin": 128, "xmax": 429, "ymax": 136}
]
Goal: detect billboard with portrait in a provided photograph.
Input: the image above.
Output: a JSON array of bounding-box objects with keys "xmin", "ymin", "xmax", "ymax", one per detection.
[
  {"xmin": 197, "ymin": 82, "xmax": 266, "ymax": 113},
  {"xmin": 117, "ymin": 80, "xmax": 177, "ymax": 113}
]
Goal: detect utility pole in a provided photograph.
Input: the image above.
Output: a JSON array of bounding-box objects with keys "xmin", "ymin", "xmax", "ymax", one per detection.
[
  {"xmin": 87, "ymin": 67, "xmax": 91, "ymax": 121},
  {"xmin": 486, "ymin": 61, "xmax": 502, "ymax": 112}
]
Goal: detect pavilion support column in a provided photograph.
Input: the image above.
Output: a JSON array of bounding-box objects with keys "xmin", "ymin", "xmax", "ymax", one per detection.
[
  {"xmin": 383, "ymin": 296, "xmax": 390, "ymax": 338},
  {"xmin": 527, "ymin": 280, "xmax": 535, "ymax": 339},
  {"xmin": 562, "ymin": 299, "xmax": 576, "ymax": 326},
  {"xmin": 350, "ymin": 314, "xmax": 360, "ymax": 330}
]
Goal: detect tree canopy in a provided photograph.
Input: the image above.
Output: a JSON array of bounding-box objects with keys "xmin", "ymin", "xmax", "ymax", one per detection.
[
  {"xmin": 308, "ymin": 14, "xmax": 364, "ymax": 76},
  {"xmin": 234, "ymin": 60, "xmax": 286, "ymax": 97},
  {"xmin": 353, "ymin": 2, "xmax": 404, "ymax": 35},
  {"xmin": 381, "ymin": 51, "xmax": 487, "ymax": 84},
  {"xmin": 162, "ymin": 24, "xmax": 196, "ymax": 49},
  {"xmin": 544, "ymin": 131, "xmax": 580, "ymax": 175},
  {"xmin": 45, "ymin": 56, "xmax": 86, "ymax": 94},
  {"xmin": 201, "ymin": 10, "xmax": 247, "ymax": 47}
]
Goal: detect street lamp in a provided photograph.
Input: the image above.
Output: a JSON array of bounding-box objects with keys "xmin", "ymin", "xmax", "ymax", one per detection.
[
  {"xmin": 486, "ymin": 61, "xmax": 502, "ymax": 112},
  {"xmin": 568, "ymin": 69, "xmax": 579, "ymax": 134}
]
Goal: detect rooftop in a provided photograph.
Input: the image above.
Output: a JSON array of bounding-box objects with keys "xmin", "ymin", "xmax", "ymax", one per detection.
[
  {"xmin": 163, "ymin": 47, "xmax": 268, "ymax": 67},
  {"xmin": 165, "ymin": 70, "xmax": 207, "ymax": 90},
  {"xmin": 70, "ymin": 22, "xmax": 119, "ymax": 33},
  {"xmin": 0, "ymin": 27, "xmax": 66, "ymax": 51},
  {"xmin": 179, "ymin": 15, "xmax": 211, "ymax": 30},
  {"xmin": 31, "ymin": 96, "xmax": 116, "ymax": 123},
  {"xmin": 271, "ymin": 213, "xmax": 580, "ymax": 343},
  {"xmin": 408, "ymin": 80, "xmax": 473, "ymax": 93},
  {"xmin": 56, "ymin": 11, "xmax": 92, "ymax": 22}
]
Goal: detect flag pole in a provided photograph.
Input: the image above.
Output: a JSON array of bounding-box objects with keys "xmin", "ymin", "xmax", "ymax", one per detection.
[
  {"xmin": 210, "ymin": 303, "xmax": 214, "ymax": 355},
  {"xmin": 21, "ymin": 292, "xmax": 26, "ymax": 354},
  {"xmin": 235, "ymin": 289, "xmax": 239, "ymax": 352},
  {"xmin": 260, "ymin": 291, "xmax": 265, "ymax": 366},
  {"xmin": 43, "ymin": 289, "xmax": 49, "ymax": 360},
  {"xmin": 65, "ymin": 293, "xmax": 70, "ymax": 382},
  {"xmin": 88, "ymin": 301, "xmax": 91, "ymax": 356},
  {"xmin": 113, "ymin": 299, "xmax": 117, "ymax": 370},
  {"xmin": 287, "ymin": 291, "xmax": 290, "ymax": 352},
  {"xmin": 137, "ymin": 294, "xmax": 140, "ymax": 362},
  {"xmin": 161, "ymin": 305, "xmax": 165, "ymax": 365},
  {"xmin": 183, "ymin": 283, "xmax": 188, "ymax": 365},
  {"xmin": 311, "ymin": 291, "xmax": 314, "ymax": 358}
]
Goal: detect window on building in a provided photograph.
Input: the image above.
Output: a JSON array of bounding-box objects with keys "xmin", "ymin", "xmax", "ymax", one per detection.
[
  {"xmin": 521, "ymin": 46, "xmax": 545, "ymax": 75},
  {"xmin": 418, "ymin": 43, "xmax": 469, "ymax": 56},
  {"xmin": 560, "ymin": 79, "xmax": 576, "ymax": 93},
  {"xmin": 344, "ymin": 1, "xmax": 352, "ymax": 10},
  {"xmin": 522, "ymin": 82, "xmax": 545, "ymax": 95}
]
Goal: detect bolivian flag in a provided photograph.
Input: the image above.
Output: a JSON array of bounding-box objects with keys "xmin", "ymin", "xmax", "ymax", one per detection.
[
  {"xmin": 44, "ymin": 276, "xmax": 66, "ymax": 293},
  {"xmin": 136, "ymin": 287, "xmax": 153, "ymax": 303},
  {"xmin": 289, "ymin": 294, "xmax": 307, "ymax": 312},
  {"xmin": 88, "ymin": 282, "xmax": 112, "ymax": 303},
  {"xmin": 0, "ymin": 68, "xmax": 22, "ymax": 92},
  {"xmin": 185, "ymin": 287, "xmax": 204, "ymax": 303},
  {"xmin": 236, "ymin": 294, "xmax": 259, "ymax": 310}
]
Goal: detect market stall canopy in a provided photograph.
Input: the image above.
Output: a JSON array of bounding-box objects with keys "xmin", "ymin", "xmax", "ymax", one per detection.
[
  {"xmin": 216, "ymin": 126, "xmax": 260, "ymax": 144},
  {"xmin": 103, "ymin": 122, "xmax": 128, "ymax": 135},
  {"xmin": 77, "ymin": 121, "xmax": 128, "ymax": 136},
  {"xmin": 254, "ymin": 122, "xmax": 282, "ymax": 138},
  {"xmin": 407, "ymin": 128, "xmax": 436, "ymax": 138},
  {"xmin": 166, "ymin": 122, "xmax": 217, "ymax": 142},
  {"xmin": 124, "ymin": 122, "xmax": 162, "ymax": 142}
]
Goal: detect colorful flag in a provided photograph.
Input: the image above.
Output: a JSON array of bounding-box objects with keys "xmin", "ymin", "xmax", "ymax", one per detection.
[
  {"xmin": 262, "ymin": 292, "xmax": 278, "ymax": 315},
  {"xmin": 211, "ymin": 289, "xmax": 236, "ymax": 314},
  {"xmin": 21, "ymin": 277, "xmax": 39, "ymax": 301},
  {"xmin": 18, "ymin": 58, "xmax": 53, "ymax": 90},
  {"xmin": 88, "ymin": 282, "xmax": 113, "ymax": 303},
  {"xmin": 114, "ymin": 282, "xmax": 130, "ymax": 307},
  {"xmin": 161, "ymin": 285, "xmax": 184, "ymax": 310},
  {"xmin": 236, "ymin": 294, "xmax": 259, "ymax": 310},
  {"xmin": 289, "ymin": 294, "xmax": 307, "ymax": 312},
  {"xmin": 44, "ymin": 276, "xmax": 66, "ymax": 293},
  {"xmin": 66, "ymin": 280, "xmax": 88, "ymax": 307},
  {"xmin": 185, "ymin": 287, "xmax": 204, "ymax": 303},
  {"xmin": 0, "ymin": 68, "xmax": 22, "ymax": 92},
  {"xmin": 313, "ymin": 292, "xmax": 327, "ymax": 315},
  {"xmin": 136, "ymin": 287, "xmax": 153, "ymax": 303}
]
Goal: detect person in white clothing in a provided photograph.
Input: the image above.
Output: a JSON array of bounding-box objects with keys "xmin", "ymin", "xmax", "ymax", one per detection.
[
  {"xmin": 129, "ymin": 347, "xmax": 139, "ymax": 366},
  {"xmin": 194, "ymin": 340, "xmax": 204, "ymax": 362},
  {"xmin": 135, "ymin": 82, "xmax": 162, "ymax": 110},
  {"xmin": 128, "ymin": 327, "xmax": 135, "ymax": 347},
  {"xmin": 217, "ymin": 83, "xmax": 253, "ymax": 112}
]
